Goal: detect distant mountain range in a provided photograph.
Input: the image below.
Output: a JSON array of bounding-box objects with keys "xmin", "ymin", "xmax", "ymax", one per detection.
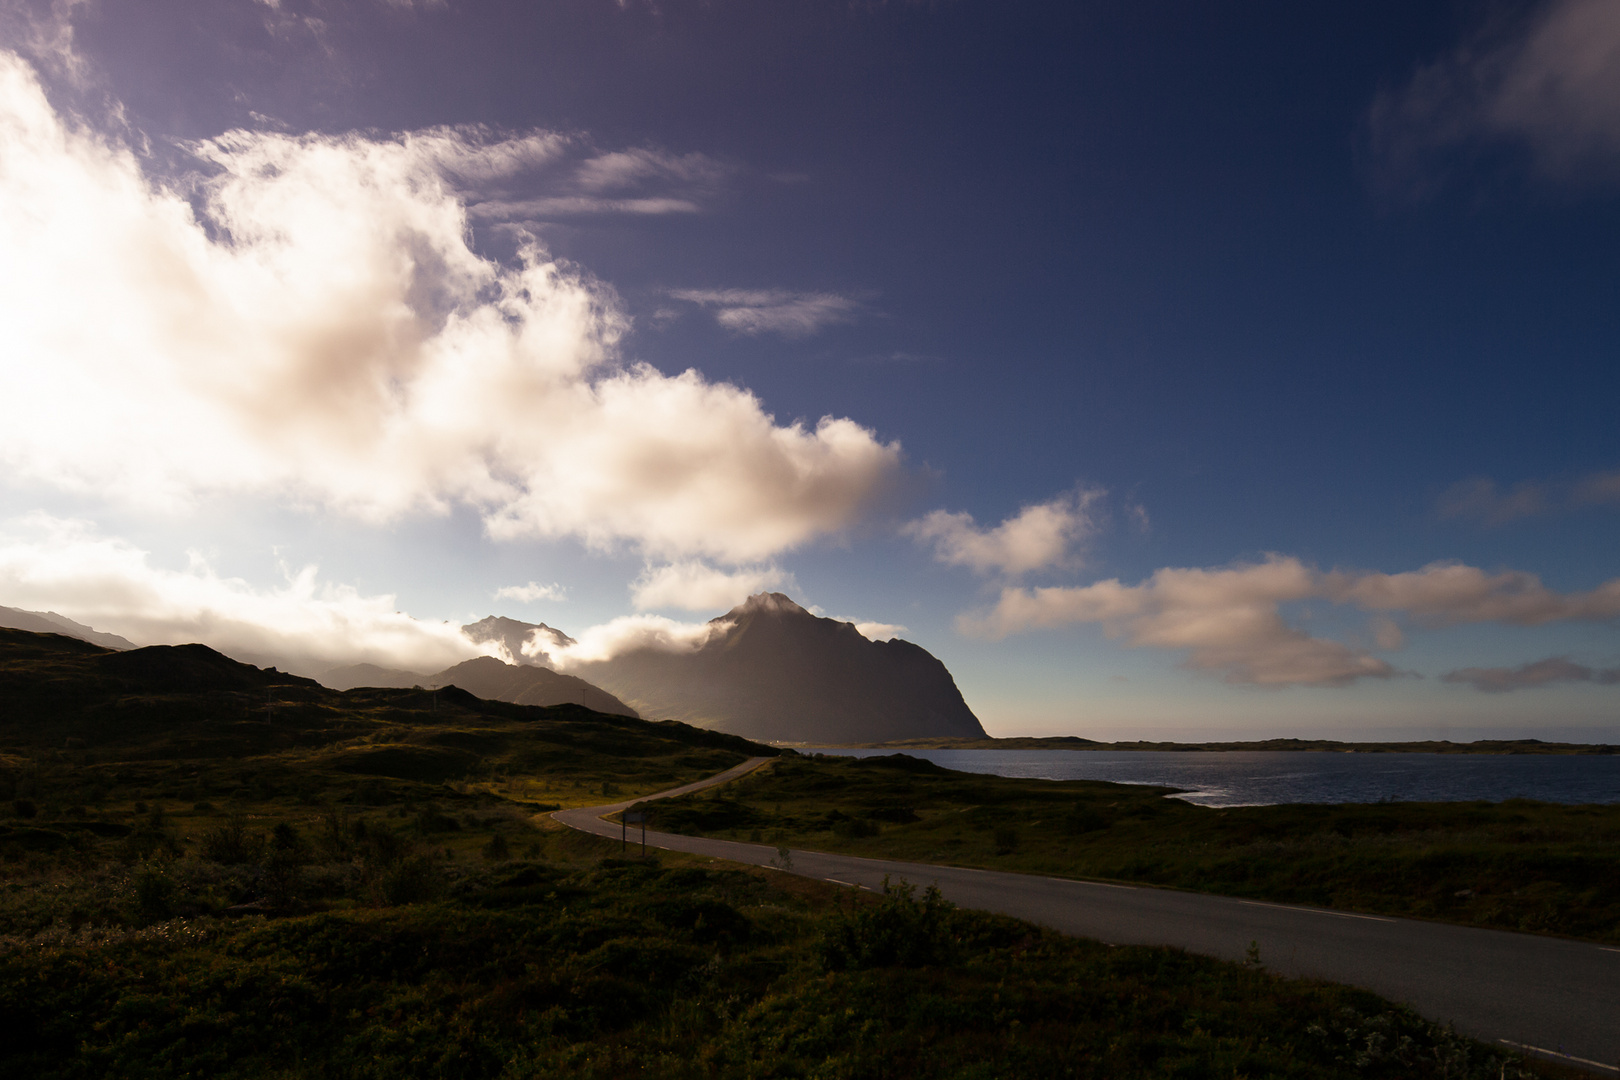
[
  {"xmin": 575, "ymin": 593, "xmax": 987, "ymax": 744},
  {"xmin": 319, "ymin": 654, "xmax": 638, "ymax": 718},
  {"xmin": 0, "ymin": 605, "xmax": 136, "ymax": 651},
  {"xmin": 2, "ymin": 591, "xmax": 984, "ymax": 743}
]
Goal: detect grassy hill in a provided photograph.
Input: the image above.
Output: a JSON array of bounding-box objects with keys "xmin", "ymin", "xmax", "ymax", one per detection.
[{"xmin": 0, "ymin": 629, "xmax": 1569, "ymax": 1079}]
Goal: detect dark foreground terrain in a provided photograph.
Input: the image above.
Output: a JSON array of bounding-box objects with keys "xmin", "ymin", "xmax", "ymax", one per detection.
[
  {"xmin": 645, "ymin": 753, "xmax": 1620, "ymax": 944},
  {"xmin": 0, "ymin": 630, "xmax": 1579, "ymax": 1078}
]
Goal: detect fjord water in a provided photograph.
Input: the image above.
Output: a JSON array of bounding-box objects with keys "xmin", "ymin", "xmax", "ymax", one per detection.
[{"xmin": 807, "ymin": 749, "xmax": 1620, "ymax": 806}]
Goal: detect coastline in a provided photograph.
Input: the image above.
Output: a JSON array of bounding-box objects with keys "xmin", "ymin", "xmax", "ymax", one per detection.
[{"xmin": 784, "ymin": 736, "xmax": 1620, "ymax": 755}]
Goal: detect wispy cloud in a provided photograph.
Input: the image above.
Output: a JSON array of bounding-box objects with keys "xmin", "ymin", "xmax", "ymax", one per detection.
[
  {"xmin": 0, "ymin": 52, "xmax": 902, "ymax": 564},
  {"xmin": 630, "ymin": 560, "xmax": 794, "ymax": 612},
  {"xmin": 1437, "ymin": 467, "xmax": 1620, "ymax": 524},
  {"xmin": 960, "ymin": 555, "xmax": 1620, "ymax": 688},
  {"xmin": 904, "ymin": 490, "xmax": 1103, "ymax": 577},
  {"xmin": 669, "ymin": 288, "xmax": 863, "ymax": 338},
  {"xmin": 1441, "ymin": 657, "xmax": 1620, "ymax": 693},
  {"xmin": 493, "ymin": 581, "xmax": 566, "ymax": 603},
  {"xmin": 1369, "ymin": 0, "xmax": 1620, "ymax": 190}
]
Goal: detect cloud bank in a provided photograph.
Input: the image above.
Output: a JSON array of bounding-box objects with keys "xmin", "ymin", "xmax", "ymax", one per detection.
[
  {"xmin": 493, "ymin": 581, "xmax": 566, "ymax": 604},
  {"xmin": 1437, "ymin": 468, "xmax": 1620, "ymax": 524},
  {"xmin": 0, "ymin": 515, "xmax": 481, "ymax": 675},
  {"xmin": 0, "ymin": 52, "xmax": 902, "ymax": 565},
  {"xmin": 1441, "ymin": 657, "xmax": 1620, "ymax": 693},
  {"xmin": 905, "ymin": 490, "xmax": 1102, "ymax": 576},
  {"xmin": 962, "ymin": 555, "xmax": 1620, "ymax": 687}
]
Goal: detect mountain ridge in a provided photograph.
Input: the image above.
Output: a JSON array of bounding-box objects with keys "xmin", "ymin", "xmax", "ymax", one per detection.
[{"xmin": 575, "ymin": 592, "xmax": 986, "ymax": 743}]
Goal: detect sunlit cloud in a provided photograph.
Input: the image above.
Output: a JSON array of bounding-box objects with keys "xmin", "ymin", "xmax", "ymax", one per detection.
[
  {"xmin": 535, "ymin": 613, "xmax": 733, "ymax": 668},
  {"xmin": 0, "ymin": 514, "xmax": 482, "ymax": 674},
  {"xmin": 961, "ymin": 554, "xmax": 1620, "ymax": 687},
  {"xmin": 630, "ymin": 560, "xmax": 794, "ymax": 612},
  {"xmin": 1436, "ymin": 467, "xmax": 1620, "ymax": 524},
  {"xmin": 905, "ymin": 490, "xmax": 1103, "ymax": 576},
  {"xmin": 1441, "ymin": 657, "xmax": 1620, "ymax": 693},
  {"xmin": 0, "ymin": 52, "xmax": 903, "ymax": 565},
  {"xmin": 669, "ymin": 288, "xmax": 863, "ymax": 338},
  {"xmin": 493, "ymin": 581, "xmax": 567, "ymax": 603}
]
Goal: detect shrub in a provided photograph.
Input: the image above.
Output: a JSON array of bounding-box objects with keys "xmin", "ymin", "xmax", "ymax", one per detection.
[
  {"xmin": 483, "ymin": 834, "xmax": 511, "ymax": 862},
  {"xmin": 818, "ymin": 878, "xmax": 958, "ymax": 971},
  {"xmin": 380, "ymin": 855, "xmax": 445, "ymax": 905},
  {"xmin": 11, "ymin": 799, "xmax": 36, "ymax": 820},
  {"xmin": 201, "ymin": 815, "xmax": 262, "ymax": 864},
  {"xmin": 993, "ymin": 825, "xmax": 1020, "ymax": 854}
]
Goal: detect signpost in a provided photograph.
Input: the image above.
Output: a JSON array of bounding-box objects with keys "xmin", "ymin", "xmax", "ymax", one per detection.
[{"xmin": 624, "ymin": 810, "xmax": 647, "ymax": 856}]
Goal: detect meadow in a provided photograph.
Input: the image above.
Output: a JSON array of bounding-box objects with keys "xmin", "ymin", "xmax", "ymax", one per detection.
[
  {"xmin": 0, "ymin": 630, "xmax": 1583, "ymax": 1077},
  {"xmin": 644, "ymin": 752, "xmax": 1620, "ymax": 944}
]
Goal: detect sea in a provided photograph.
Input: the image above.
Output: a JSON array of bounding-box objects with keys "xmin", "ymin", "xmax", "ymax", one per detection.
[{"xmin": 802, "ymin": 748, "xmax": 1620, "ymax": 807}]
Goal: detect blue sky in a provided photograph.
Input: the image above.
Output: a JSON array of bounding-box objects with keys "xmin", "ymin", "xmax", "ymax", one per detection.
[{"xmin": 1, "ymin": 0, "xmax": 1618, "ymax": 739}]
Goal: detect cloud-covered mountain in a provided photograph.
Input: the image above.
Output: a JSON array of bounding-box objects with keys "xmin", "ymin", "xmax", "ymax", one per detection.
[
  {"xmin": 0, "ymin": 605, "xmax": 136, "ymax": 651},
  {"xmin": 572, "ymin": 593, "xmax": 986, "ymax": 743},
  {"xmin": 461, "ymin": 616, "xmax": 575, "ymax": 667}
]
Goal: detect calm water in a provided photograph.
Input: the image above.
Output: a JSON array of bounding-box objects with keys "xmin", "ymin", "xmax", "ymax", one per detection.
[{"xmin": 804, "ymin": 748, "xmax": 1620, "ymax": 806}]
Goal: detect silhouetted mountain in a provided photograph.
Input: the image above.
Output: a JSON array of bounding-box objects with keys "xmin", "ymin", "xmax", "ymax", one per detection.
[
  {"xmin": 319, "ymin": 663, "xmax": 429, "ymax": 690},
  {"xmin": 427, "ymin": 656, "xmax": 638, "ymax": 717},
  {"xmin": 461, "ymin": 616, "xmax": 574, "ymax": 667},
  {"xmin": 575, "ymin": 592, "xmax": 986, "ymax": 743},
  {"xmin": 0, "ymin": 605, "xmax": 135, "ymax": 650}
]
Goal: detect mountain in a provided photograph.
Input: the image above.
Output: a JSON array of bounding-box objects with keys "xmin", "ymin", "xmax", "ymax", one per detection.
[
  {"xmin": 427, "ymin": 656, "xmax": 638, "ymax": 718},
  {"xmin": 461, "ymin": 616, "xmax": 575, "ymax": 667},
  {"xmin": 319, "ymin": 663, "xmax": 429, "ymax": 690},
  {"xmin": 0, "ymin": 605, "xmax": 136, "ymax": 650},
  {"xmin": 574, "ymin": 592, "xmax": 987, "ymax": 743}
]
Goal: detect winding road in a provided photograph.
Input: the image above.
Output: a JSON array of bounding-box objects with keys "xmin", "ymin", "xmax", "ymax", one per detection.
[{"xmin": 555, "ymin": 756, "xmax": 1620, "ymax": 1073}]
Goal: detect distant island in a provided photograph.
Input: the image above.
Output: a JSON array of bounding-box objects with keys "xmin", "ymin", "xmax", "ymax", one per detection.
[{"xmin": 829, "ymin": 735, "xmax": 1618, "ymax": 755}]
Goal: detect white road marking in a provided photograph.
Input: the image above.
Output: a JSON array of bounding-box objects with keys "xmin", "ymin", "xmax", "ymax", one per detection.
[
  {"xmin": 825, "ymin": 878, "xmax": 858, "ymax": 887},
  {"xmin": 1499, "ymin": 1039, "xmax": 1619, "ymax": 1072},
  {"xmin": 1236, "ymin": 900, "xmax": 1395, "ymax": 923},
  {"xmin": 1599, "ymin": 946, "xmax": 1620, "ymax": 954}
]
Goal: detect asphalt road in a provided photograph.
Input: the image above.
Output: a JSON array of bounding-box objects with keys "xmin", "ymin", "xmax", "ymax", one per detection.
[{"xmin": 555, "ymin": 756, "xmax": 1620, "ymax": 1073}]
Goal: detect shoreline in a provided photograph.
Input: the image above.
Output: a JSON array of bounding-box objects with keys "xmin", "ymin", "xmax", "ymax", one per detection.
[{"xmin": 780, "ymin": 736, "xmax": 1619, "ymax": 755}]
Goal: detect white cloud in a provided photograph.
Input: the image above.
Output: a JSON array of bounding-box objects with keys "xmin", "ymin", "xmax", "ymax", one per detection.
[
  {"xmin": 1371, "ymin": 0, "xmax": 1620, "ymax": 186},
  {"xmin": 961, "ymin": 554, "xmax": 1620, "ymax": 688},
  {"xmin": 0, "ymin": 52, "xmax": 903, "ymax": 564},
  {"xmin": 470, "ymin": 196, "xmax": 701, "ymax": 219},
  {"xmin": 493, "ymin": 581, "xmax": 566, "ymax": 603},
  {"xmin": 851, "ymin": 620, "xmax": 906, "ymax": 641},
  {"xmin": 669, "ymin": 288, "xmax": 862, "ymax": 338},
  {"xmin": 0, "ymin": 514, "xmax": 482, "ymax": 674},
  {"xmin": 630, "ymin": 560, "xmax": 794, "ymax": 612},
  {"xmin": 536, "ymin": 613, "xmax": 733, "ymax": 667},
  {"xmin": 905, "ymin": 490, "xmax": 1102, "ymax": 576}
]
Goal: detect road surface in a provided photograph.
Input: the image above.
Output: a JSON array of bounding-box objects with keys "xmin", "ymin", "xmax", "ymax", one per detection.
[{"xmin": 554, "ymin": 756, "xmax": 1620, "ymax": 1073}]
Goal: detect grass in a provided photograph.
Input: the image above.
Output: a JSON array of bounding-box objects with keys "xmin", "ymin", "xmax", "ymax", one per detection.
[
  {"xmin": 0, "ymin": 834, "xmax": 1565, "ymax": 1080},
  {"xmin": 0, "ymin": 631, "xmax": 1591, "ymax": 1077},
  {"xmin": 643, "ymin": 752, "xmax": 1620, "ymax": 943}
]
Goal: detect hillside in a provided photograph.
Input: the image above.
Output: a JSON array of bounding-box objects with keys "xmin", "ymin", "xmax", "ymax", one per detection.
[
  {"xmin": 0, "ymin": 605, "xmax": 135, "ymax": 650},
  {"xmin": 428, "ymin": 656, "xmax": 638, "ymax": 717},
  {"xmin": 576, "ymin": 593, "xmax": 987, "ymax": 743}
]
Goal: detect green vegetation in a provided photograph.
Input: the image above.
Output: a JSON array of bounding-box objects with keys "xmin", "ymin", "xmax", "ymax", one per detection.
[
  {"xmin": 1, "ymin": 844, "xmax": 1557, "ymax": 1079},
  {"xmin": 646, "ymin": 753, "xmax": 1620, "ymax": 943},
  {"xmin": 0, "ymin": 632, "xmax": 1581, "ymax": 1077}
]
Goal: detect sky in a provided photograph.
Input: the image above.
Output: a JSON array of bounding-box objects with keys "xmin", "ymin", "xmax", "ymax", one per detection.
[{"xmin": 1, "ymin": 0, "xmax": 1618, "ymax": 740}]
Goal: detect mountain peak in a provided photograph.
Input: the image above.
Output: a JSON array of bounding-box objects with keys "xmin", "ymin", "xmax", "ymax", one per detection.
[{"xmin": 725, "ymin": 592, "xmax": 811, "ymax": 619}]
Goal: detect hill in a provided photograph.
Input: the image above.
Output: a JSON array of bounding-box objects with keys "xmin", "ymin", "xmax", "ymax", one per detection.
[
  {"xmin": 576, "ymin": 593, "xmax": 987, "ymax": 743},
  {"xmin": 427, "ymin": 656, "xmax": 638, "ymax": 717},
  {"xmin": 0, "ymin": 605, "xmax": 135, "ymax": 650}
]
